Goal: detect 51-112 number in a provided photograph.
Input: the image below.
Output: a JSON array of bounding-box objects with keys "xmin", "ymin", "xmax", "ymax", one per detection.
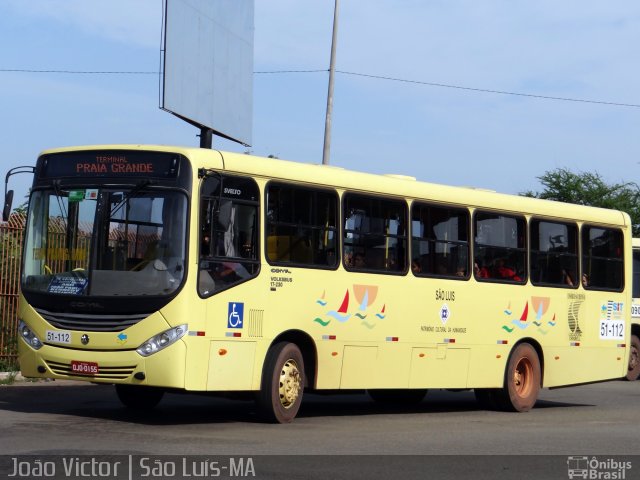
[
  {"xmin": 45, "ymin": 330, "xmax": 71, "ymax": 344},
  {"xmin": 599, "ymin": 320, "xmax": 624, "ymax": 340}
]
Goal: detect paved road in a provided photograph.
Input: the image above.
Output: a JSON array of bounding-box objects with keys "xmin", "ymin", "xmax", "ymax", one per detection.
[{"xmin": 0, "ymin": 380, "xmax": 638, "ymax": 479}]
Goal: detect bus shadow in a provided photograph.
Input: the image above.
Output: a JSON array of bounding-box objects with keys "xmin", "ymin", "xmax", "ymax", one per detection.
[
  {"xmin": 297, "ymin": 390, "xmax": 593, "ymax": 419},
  {"xmin": 0, "ymin": 384, "xmax": 594, "ymax": 425}
]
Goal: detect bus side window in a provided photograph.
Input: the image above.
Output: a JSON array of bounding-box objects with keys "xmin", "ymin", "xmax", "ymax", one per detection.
[
  {"xmin": 530, "ymin": 219, "xmax": 578, "ymax": 288},
  {"xmin": 198, "ymin": 175, "xmax": 260, "ymax": 297},
  {"xmin": 411, "ymin": 202, "xmax": 469, "ymax": 279},
  {"xmin": 581, "ymin": 226, "xmax": 623, "ymax": 291},
  {"xmin": 266, "ymin": 183, "xmax": 338, "ymax": 268},
  {"xmin": 343, "ymin": 193, "xmax": 407, "ymax": 274},
  {"xmin": 473, "ymin": 211, "xmax": 526, "ymax": 284}
]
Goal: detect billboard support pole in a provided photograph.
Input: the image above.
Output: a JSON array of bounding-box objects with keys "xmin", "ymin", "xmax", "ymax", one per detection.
[{"xmin": 199, "ymin": 127, "xmax": 213, "ymax": 149}]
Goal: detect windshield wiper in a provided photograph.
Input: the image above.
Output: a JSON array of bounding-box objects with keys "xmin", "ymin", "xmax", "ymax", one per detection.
[
  {"xmin": 51, "ymin": 180, "xmax": 69, "ymax": 232},
  {"xmin": 110, "ymin": 179, "xmax": 156, "ymax": 217}
]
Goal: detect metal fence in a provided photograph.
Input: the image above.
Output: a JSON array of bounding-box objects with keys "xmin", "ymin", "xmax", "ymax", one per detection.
[{"xmin": 0, "ymin": 213, "xmax": 25, "ymax": 366}]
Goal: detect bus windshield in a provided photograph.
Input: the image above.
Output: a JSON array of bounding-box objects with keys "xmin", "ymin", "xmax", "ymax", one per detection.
[{"xmin": 22, "ymin": 187, "xmax": 188, "ymax": 297}]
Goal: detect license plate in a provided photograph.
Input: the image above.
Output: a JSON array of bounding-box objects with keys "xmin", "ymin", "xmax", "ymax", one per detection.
[
  {"xmin": 71, "ymin": 361, "xmax": 99, "ymax": 375},
  {"xmin": 46, "ymin": 330, "xmax": 71, "ymax": 344}
]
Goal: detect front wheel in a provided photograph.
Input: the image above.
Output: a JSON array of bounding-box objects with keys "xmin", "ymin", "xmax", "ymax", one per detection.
[
  {"xmin": 626, "ymin": 334, "xmax": 640, "ymax": 381},
  {"xmin": 256, "ymin": 342, "xmax": 305, "ymax": 423},
  {"xmin": 493, "ymin": 343, "xmax": 541, "ymax": 412},
  {"xmin": 115, "ymin": 384, "xmax": 164, "ymax": 410}
]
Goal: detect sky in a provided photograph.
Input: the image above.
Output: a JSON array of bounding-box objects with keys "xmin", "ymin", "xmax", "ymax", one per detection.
[{"xmin": 1, "ymin": 0, "xmax": 640, "ymax": 208}]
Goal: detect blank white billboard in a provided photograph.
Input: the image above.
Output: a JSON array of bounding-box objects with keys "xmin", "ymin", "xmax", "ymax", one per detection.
[{"xmin": 161, "ymin": 0, "xmax": 254, "ymax": 146}]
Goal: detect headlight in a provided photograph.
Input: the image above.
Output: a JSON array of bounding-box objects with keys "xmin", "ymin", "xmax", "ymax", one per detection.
[
  {"xmin": 18, "ymin": 320, "xmax": 43, "ymax": 350},
  {"xmin": 136, "ymin": 324, "xmax": 187, "ymax": 357}
]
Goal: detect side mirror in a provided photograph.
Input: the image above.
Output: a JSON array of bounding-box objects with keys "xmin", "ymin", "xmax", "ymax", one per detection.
[
  {"xmin": 2, "ymin": 190, "xmax": 13, "ymax": 222},
  {"xmin": 3, "ymin": 165, "xmax": 35, "ymax": 221}
]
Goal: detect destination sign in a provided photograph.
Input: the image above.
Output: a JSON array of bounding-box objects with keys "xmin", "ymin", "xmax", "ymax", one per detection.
[{"xmin": 40, "ymin": 151, "xmax": 182, "ymax": 179}]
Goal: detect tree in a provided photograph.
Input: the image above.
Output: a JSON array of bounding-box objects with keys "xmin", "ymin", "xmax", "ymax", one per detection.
[
  {"xmin": 13, "ymin": 202, "xmax": 28, "ymax": 215},
  {"xmin": 521, "ymin": 168, "xmax": 640, "ymax": 236}
]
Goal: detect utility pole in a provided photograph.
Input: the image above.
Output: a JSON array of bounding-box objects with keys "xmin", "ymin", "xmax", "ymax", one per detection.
[{"xmin": 322, "ymin": 0, "xmax": 339, "ymax": 165}]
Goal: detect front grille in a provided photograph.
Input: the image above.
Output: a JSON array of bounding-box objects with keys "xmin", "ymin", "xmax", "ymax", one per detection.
[
  {"xmin": 45, "ymin": 360, "xmax": 137, "ymax": 380},
  {"xmin": 36, "ymin": 308, "xmax": 150, "ymax": 332}
]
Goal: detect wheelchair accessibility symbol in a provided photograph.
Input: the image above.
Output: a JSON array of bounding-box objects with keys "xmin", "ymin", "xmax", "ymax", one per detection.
[{"xmin": 228, "ymin": 302, "xmax": 244, "ymax": 328}]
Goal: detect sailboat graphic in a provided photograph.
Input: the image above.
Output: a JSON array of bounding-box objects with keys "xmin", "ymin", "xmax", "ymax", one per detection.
[
  {"xmin": 359, "ymin": 289, "xmax": 369, "ymax": 311},
  {"xmin": 327, "ymin": 290, "xmax": 352, "ymax": 323},
  {"xmin": 376, "ymin": 304, "xmax": 386, "ymax": 320},
  {"xmin": 355, "ymin": 289, "xmax": 369, "ymax": 319},
  {"xmin": 316, "ymin": 290, "xmax": 327, "ymax": 306},
  {"xmin": 511, "ymin": 302, "xmax": 531, "ymax": 330}
]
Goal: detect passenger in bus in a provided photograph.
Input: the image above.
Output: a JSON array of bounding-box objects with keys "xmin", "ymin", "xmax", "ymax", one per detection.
[
  {"xmin": 353, "ymin": 252, "xmax": 366, "ymax": 269},
  {"xmin": 411, "ymin": 259, "xmax": 422, "ymax": 274},
  {"xmin": 344, "ymin": 251, "xmax": 353, "ymax": 267},
  {"xmin": 582, "ymin": 273, "xmax": 589, "ymax": 287},
  {"xmin": 201, "ymin": 233, "xmax": 211, "ymax": 257},
  {"xmin": 474, "ymin": 262, "xmax": 490, "ymax": 279},
  {"xmin": 455, "ymin": 266, "xmax": 466, "ymax": 277},
  {"xmin": 562, "ymin": 269, "xmax": 574, "ymax": 286},
  {"xmin": 494, "ymin": 258, "xmax": 521, "ymax": 281}
]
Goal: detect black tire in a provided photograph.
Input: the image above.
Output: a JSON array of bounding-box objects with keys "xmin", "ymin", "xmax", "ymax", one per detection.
[
  {"xmin": 256, "ymin": 342, "xmax": 305, "ymax": 423},
  {"xmin": 626, "ymin": 334, "xmax": 640, "ymax": 381},
  {"xmin": 492, "ymin": 343, "xmax": 541, "ymax": 412},
  {"xmin": 368, "ymin": 389, "xmax": 427, "ymax": 405},
  {"xmin": 115, "ymin": 384, "xmax": 164, "ymax": 410}
]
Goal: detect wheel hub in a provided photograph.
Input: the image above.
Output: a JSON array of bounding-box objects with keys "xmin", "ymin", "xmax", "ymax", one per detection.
[
  {"xmin": 278, "ymin": 359, "xmax": 301, "ymax": 409},
  {"xmin": 514, "ymin": 358, "xmax": 532, "ymax": 395}
]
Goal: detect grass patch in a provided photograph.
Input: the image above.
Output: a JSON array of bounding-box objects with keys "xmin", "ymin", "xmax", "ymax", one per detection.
[
  {"xmin": 0, "ymin": 371, "xmax": 18, "ymax": 385},
  {"xmin": 0, "ymin": 357, "xmax": 18, "ymax": 372}
]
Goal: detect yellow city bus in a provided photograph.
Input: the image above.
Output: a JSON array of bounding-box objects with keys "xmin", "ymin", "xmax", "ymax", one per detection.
[
  {"xmin": 8, "ymin": 145, "xmax": 632, "ymax": 422},
  {"xmin": 628, "ymin": 238, "xmax": 640, "ymax": 380}
]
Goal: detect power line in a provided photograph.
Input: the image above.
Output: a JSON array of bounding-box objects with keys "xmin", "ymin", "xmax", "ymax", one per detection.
[
  {"xmin": 2, "ymin": 67, "xmax": 639, "ymax": 108},
  {"xmin": 254, "ymin": 69, "xmax": 327, "ymax": 74},
  {"xmin": 0, "ymin": 68, "xmax": 158, "ymax": 75},
  {"xmin": 0, "ymin": 68, "xmax": 326, "ymax": 75},
  {"xmin": 335, "ymin": 70, "xmax": 640, "ymax": 109}
]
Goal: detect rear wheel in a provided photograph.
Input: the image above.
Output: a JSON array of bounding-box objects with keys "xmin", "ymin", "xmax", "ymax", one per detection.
[
  {"xmin": 493, "ymin": 343, "xmax": 541, "ymax": 412},
  {"xmin": 256, "ymin": 342, "xmax": 305, "ymax": 423},
  {"xmin": 626, "ymin": 334, "xmax": 640, "ymax": 381},
  {"xmin": 368, "ymin": 389, "xmax": 427, "ymax": 405},
  {"xmin": 115, "ymin": 384, "xmax": 164, "ymax": 410}
]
